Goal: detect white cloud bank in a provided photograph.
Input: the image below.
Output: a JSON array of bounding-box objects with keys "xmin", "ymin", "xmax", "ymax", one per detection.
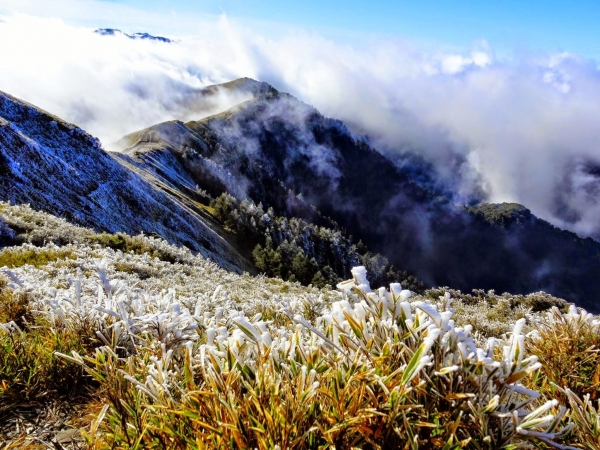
[{"xmin": 0, "ymin": 12, "xmax": 599, "ymax": 240}]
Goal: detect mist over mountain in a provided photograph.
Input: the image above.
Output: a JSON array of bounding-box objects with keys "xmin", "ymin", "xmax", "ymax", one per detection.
[
  {"xmin": 2, "ymin": 16, "xmax": 600, "ymax": 242},
  {"xmin": 115, "ymin": 78, "xmax": 600, "ymax": 311},
  {"xmin": 1, "ymin": 71, "xmax": 598, "ymax": 309}
]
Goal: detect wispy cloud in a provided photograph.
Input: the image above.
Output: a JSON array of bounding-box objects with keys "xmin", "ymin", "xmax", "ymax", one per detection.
[{"xmin": 0, "ymin": 10, "xmax": 599, "ymax": 241}]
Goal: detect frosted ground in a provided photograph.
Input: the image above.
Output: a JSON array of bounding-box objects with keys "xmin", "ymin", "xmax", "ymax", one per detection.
[
  {"xmin": 0, "ymin": 202, "xmax": 598, "ymax": 448},
  {"xmin": 0, "ymin": 202, "xmax": 559, "ymax": 342}
]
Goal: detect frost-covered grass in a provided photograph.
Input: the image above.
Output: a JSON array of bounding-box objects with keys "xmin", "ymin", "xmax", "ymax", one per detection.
[
  {"xmin": 0, "ymin": 204, "xmax": 599, "ymax": 448},
  {"xmin": 525, "ymin": 307, "xmax": 600, "ymax": 448},
  {"xmin": 422, "ymin": 288, "xmax": 569, "ymax": 344},
  {"xmin": 0, "ymin": 202, "xmax": 199, "ymax": 266}
]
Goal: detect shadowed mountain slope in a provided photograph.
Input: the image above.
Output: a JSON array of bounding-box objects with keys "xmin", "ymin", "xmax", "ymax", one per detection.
[{"xmin": 114, "ymin": 78, "xmax": 600, "ymax": 311}]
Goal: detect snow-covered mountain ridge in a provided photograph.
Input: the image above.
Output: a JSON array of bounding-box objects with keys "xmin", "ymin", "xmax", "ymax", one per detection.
[{"xmin": 0, "ymin": 90, "xmax": 252, "ymax": 274}]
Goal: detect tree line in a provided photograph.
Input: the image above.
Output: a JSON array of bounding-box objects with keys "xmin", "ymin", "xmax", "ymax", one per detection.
[{"xmin": 211, "ymin": 193, "xmax": 424, "ymax": 291}]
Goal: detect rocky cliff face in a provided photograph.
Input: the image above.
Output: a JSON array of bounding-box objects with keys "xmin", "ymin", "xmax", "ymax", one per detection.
[{"xmin": 0, "ymin": 90, "xmax": 253, "ymax": 273}]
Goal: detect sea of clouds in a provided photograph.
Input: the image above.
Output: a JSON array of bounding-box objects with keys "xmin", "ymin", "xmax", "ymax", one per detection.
[{"xmin": 0, "ymin": 9, "xmax": 599, "ymax": 240}]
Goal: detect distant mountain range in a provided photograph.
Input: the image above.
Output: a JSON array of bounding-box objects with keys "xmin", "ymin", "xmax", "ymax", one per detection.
[
  {"xmin": 1, "ymin": 79, "xmax": 599, "ymax": 311},
  {"xmin": 95, "ymin": 28, "xmax": 172, "ymax": 43}
]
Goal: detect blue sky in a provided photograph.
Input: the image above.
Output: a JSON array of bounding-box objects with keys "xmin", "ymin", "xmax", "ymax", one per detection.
[
  {"xmin": 100, "ymin": 0, "xmax": 600, "ymax": 59},
  {"xmin": 2, "ymin": 0, "xmax": 600, "ymax": 59}
]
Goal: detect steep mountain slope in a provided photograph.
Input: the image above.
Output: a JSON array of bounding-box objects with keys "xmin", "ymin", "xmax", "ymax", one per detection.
[
  {"xmin": 115, "ymin": 79, "xmax": 600, "ymax": 311},
  {"xmin": 0, "ymin": 90, "xmax": 252, "ymax": 273},
  {"xmin": 115, "ymin": 83, "xmax": 437, "ymax": 228}
]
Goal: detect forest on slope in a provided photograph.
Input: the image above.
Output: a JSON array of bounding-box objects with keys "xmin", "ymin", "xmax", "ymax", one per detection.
[{"xmin": 117, "ymin": 79, "xmax": 600, "ymax": 311}]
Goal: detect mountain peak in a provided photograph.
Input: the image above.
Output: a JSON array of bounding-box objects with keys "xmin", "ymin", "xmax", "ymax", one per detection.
[
  {"xmin": 468, "ymin": 202, "xmax": 532, "ymax": 227},
  {"xmin": 94, "ymin": 28, "xmax": 172, "ymax": 43},
  {"xmin": 4, "ymin": 80, "xmax": 600, "ymax": 311},
  {"xmin": 207, "ymin": 77, "xmax": 278, "ymax": 97}
]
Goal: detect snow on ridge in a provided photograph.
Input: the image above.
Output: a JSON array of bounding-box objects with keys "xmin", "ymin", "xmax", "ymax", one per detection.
[{"xmin": 0, "ymin": 91, "xmax": 250, "ymax": 274}]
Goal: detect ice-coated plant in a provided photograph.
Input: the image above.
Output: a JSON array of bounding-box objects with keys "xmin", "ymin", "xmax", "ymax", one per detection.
[
  {"xmin": 37, "ymin": 261, "xmax": 575, "ymax": 448},
  {"xmin": 0, "ymin": 204, "xmax": 588, "ymax": 448},
  {"xmin": 526, "ymin": 305, "xmax": 600, "ymax": 448},
  {"xmin": 8, "ymin": 203, "xmax": 600, "ymax": 447}
]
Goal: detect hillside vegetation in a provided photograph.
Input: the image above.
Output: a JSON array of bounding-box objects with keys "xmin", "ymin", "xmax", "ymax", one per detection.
[
  {"xmin": 0, "ymin": 204, "xmax": 599, "ymax": 449},
  {"xmin": 211, "ymin": 193, "xmax": 424, "ymax": 292},
  {"xmin": 116, "ymin": 79, "xmax": 600, "ymax": 312}
]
